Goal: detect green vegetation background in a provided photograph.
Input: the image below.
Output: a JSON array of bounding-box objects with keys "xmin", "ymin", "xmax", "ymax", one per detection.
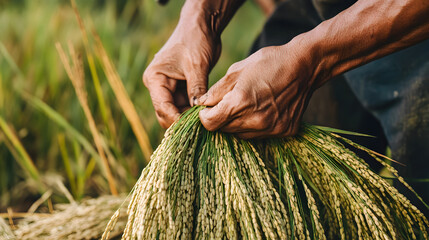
[{"xmin": 0, "ymin": 0, "xmax": 264, "ymax": 210}]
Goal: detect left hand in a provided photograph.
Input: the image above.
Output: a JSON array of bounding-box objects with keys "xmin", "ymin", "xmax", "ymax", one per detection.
[{"xmin": 198, "ymin": 40, "xmax": 320, "ymax": 139}]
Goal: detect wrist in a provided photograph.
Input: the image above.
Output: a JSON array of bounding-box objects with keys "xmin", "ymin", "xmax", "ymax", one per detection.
[
  {"xmin": 172, "ymin": 18, "xmax": 221, "ymax": 60},
  {"xmin": 179, "ymin": 0, "xmax": 245, "ymax": 37},
  {"xmin": 166, "ymin": 4, "xmax": 222, "ymax": 69},
  {"xmin": 282, "ymin": 32, "xmax": 327, "ymax": 90},
  {"xmin": 178, "ymin": 1, "xmax": 219, "ymax": 38},
  {"xmin": 294, "ymin": 0, "xmax": 429, "ymax": 89}
]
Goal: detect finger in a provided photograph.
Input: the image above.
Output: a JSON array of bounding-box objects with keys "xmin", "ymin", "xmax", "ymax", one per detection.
[
  {"xmin": 199, "ymin": 93, "xmax": 237, "ymax": 131},
  {"xmin": 198, "ymin": 72, "xmax": 238, "ymax": 106},
  {"xmin": 154, "ymin": 101, "xmax": 181, "ymax": 129},
  {"xmin": 145, "ymin": 75, "xmax": 180, "ymax": 128},
  {"xmin": 185, "ymin": 68, "xmax": 208, "ymax": 107},
  {"xmin": 220, "ymin": 114, "xmax": 269, "ymax": 133}
]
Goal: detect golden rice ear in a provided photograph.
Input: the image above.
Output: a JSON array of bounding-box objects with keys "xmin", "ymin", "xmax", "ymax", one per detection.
[{"xmin": 107, "ymin": 106, "xmax": 429, "ymax": 240}]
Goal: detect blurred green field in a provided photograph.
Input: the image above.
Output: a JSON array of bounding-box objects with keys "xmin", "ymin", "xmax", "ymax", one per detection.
[{"xmin": 0, "ymin": 0, "xmax": 264, "ymax": 210}]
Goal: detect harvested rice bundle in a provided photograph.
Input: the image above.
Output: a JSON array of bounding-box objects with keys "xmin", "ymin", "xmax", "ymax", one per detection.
[
  {"xmin": 103, "ymin": 106, "xmax": 428, "ymax": 240},
  {"xmin": 14, "ymin": 195, "xmax": 128, "ymax": 240}
]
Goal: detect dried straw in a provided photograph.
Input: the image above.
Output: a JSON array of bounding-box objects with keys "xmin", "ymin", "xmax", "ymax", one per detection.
[
  {"xmin": 56, "ymin": 42, "xmax": 118, "ymax": 196},
  {"xmin": 0, "ymin": 217, "xmax": 15, "ymax": 240},
  {"xmin": 13, "ymin": 195, "xmax": 128, "ymax": 240}
]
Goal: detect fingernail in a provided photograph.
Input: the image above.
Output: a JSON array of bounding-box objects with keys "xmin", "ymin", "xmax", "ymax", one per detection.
[{"xmin": 198, "ymin": 94, "xmax": 208, "ymax": 105}]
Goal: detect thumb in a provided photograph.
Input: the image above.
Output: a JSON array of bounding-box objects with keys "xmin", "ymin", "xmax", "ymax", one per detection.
[
  {"xmin": 198, "ymin": 73, "xmax": 236, "ymax": 107},
  {"xmin": 199, "ymin": 96, "xmax": 232, "ymax": 131},
  {"xmin": 185, "ymin": 69, "xmax": 208, "ymax": 107}
]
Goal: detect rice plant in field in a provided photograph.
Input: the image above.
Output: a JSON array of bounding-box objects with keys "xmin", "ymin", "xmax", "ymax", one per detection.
[
  {"xmin": 104, "ymin": 106, "xmax": 429, "ymax": 240},
  {"xmin": 0, "ymin": 0, "xmax": 264, "ymax": 207}
]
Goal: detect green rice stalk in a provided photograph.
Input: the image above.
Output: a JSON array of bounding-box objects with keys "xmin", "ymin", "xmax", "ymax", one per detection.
[
  {"xmin": 22, "ymin": 93, "xmax": 101, "ymax": 166},
  {"xmin": 56, "ymin": 42, "xmax": 118, "ymax": 196},
  {"xmin": 0, "ymin": 116, "xmax": 41, "ymax": 183},
  {"xmin": 104, "ymin": 106, "xmax": 429, "ymax": 240},
  {"xmin": 58, "ymin": 133, "xmax": 77, "ymax": 196},
  {"xmin": 70, "ymin": 0, "xmax": 118, "ymax": 142}
]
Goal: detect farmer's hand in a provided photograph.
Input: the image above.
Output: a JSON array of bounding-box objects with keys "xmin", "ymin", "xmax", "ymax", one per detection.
[
  {"xmin": 199, "ymin": 37, "xmax": 320, "ymax": 139},
  {"xmin": 143, "ymin": 20, "xmax": 221, "ymax": 128},
  {"xmin": 144, "ymin": 0, "xmax": 245, "ymax": 128}
]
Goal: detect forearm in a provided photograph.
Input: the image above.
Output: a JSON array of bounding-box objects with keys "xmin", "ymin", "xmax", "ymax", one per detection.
[
  {"xmin": 301, "ymin": 0, "xmax": 429, "ymax": 87},
  {"xmin": 178, "ymin": 0, "xmax": 245, "ymax": 37}
]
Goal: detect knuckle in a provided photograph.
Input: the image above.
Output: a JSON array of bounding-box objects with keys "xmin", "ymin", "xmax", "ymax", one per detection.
[
  {"xmin": 199, "ymin": 111, "xmax": 214, "ymax": 131},
  {"xmin": 230, "ymin": 90, "xmax": 250, "ymax": 111},
  {"xmin": 282, "ymin": 126, "xmax": 298, "ymax": 137},
  {"xmin": 253, "ymin": 115, "xmax": 269, "ymax": 129},
  {"xmin": 155, "ymin": 112, "xmax": 169, "ymax": 129},
  {"xmin": 142, "ymin": 63, "xmax": 163, "ymax": 87},
  {"xmin": 272, "ymin": 122, "xmax": 288, "ymax": 136},
  {"xmin": 289, "ymin": 125, "xmax": 299, "ymax": 136},
  {"xmin": 257, "ymin": 46, "xmax": 275, "ymax": 56},
  {"xmin": 233, "ymin": 89, "xmax": 248, "ymax": 103},
  {"xmin": 142, "ymin": 69, "xmax": 153, "ymax": 87},
  {"xmin": 228, "ymin": 63, "xmax": 238, "ymax": 72},
  {"xmin": 205, "ymin": 125, "xmax": 217, "ymax": 132},
  {"xmin": 154, "ymin": 106, "xmax": 165, "ymax": 119},
  {"xmin": 156, "ymin": 111, "xmax": 174, "ymax": 129},
  {"xmin": 272, "ymin": 128, "xmax": 285, "ymax": 137},
  {"xmin": 200, "ymin": 109, "xmax": 223, "ymax": 132},
  {"xmin": 190, "ymin": 60, "xmax": 210, "ymax": 73},
  {"xmin": 200, "ymin": 119, "xmax": 217, "ymax": 132},
  {"xmin": 227, "ymin": 62, "xmax": 242, "ymax": 73},
  {"xmin": 285, "ymin": 120, "xmax": 300, "ymax": 136},
  {"xmin": 251, "ymin": 48, "xmax": 265, "ymax": 59},
  {"xmin": 190, "ymin": 83, "xmax": 207, "ymax": 95},
  {"xmin": 160, "ymin": 121, "xmax": 171, "ymax": 129},
  {"xmin": 154, "ymin": 102, "xmax": 172, "ymax": 119}
]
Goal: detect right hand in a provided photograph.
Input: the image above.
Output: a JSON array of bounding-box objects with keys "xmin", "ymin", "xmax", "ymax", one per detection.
[{"xmin": 143, "ymin": 23, "xmax": 221, "ymax": 128}]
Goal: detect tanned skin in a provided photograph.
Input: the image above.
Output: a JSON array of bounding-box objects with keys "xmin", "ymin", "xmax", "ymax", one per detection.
[{"xmin": 143, "ymin": 0, "xmax": 429, "ymax": 138}]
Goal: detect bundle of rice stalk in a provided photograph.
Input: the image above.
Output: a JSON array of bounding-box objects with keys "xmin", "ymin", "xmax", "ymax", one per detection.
[
  {"xmin": 103, "ymin": 106, "xmax": 429, "ymax": 240},
  {"xmin": 13, "ymin": 195, "xmax": 128, "ymax": 240},
  {"xmin": 0, "ymin": 217, "xmax": 15, "ymax": 239}
]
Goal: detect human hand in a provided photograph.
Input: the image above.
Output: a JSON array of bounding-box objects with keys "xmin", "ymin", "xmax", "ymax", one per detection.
[
  {"xmin": 143, "ymin": 23, "xmax": 221, "ymax": 128},
  {"xmin": 199, "ymin": 39, "xmax": 320, "ymax": 139}
]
